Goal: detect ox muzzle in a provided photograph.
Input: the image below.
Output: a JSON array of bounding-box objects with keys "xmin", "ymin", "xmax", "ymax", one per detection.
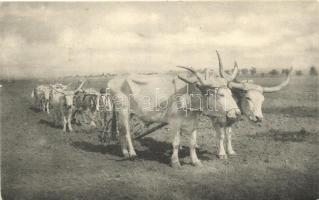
[{"xmin": 226, "ymin": 108, "xmax": 241, "ymax": 124}]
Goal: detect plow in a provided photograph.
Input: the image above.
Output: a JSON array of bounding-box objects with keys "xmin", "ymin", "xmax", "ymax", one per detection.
[{"xmin": 97, "ymin": 111, "xmax": 168, "ymax": 144}]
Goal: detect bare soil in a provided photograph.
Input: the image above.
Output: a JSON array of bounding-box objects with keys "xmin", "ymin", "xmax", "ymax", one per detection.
[{"xmin": 1, "ymin": 77, "xmax": 318, "ymax": 200}]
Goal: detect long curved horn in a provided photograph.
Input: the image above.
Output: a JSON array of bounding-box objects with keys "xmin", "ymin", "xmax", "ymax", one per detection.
[
  {"xmin": 216, "ymin": 50, "xmax": 239, "ymax": 82},
  {"xmin": 177, "ymin": 75, "xmax": 197, "ymax": 85},
  {"xmin": 75, "ymin": 80, "xmax": 86, "ymax": 92},
  {"xmin": 176, "ymin": 66, "xmax": 204, "ymax": 85},
  {"xmin": 263, "ymin": 67, "xmax": 293, "ymax": 93},
  {"xmin": 228, "ymin": 82, "xmax": 246, "ymax": 90},
  {"xmin": 232, "ymin": 61, "xmax": 239, "ymax": 80}
]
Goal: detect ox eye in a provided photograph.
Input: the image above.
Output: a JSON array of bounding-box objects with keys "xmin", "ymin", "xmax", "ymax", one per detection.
[
  {"xmin": 218, "ymin": 93, "xmax": 225, "ymax": 97},
  {"xmin": 246, "ymin": 97, "xmax": 251, "ymax": 101}
]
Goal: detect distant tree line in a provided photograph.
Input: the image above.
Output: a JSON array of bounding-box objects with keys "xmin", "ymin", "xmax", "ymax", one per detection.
[
  {"xmin": 309, "ymin": 66, "xmax": 318, "ymax": 76},
  {"xmin": 228, "ymin": 65, "xmax": 318, "ymax": 77},
  {"xmin": 66, "ymin": 66, "xmax": 318, "ymax": 78}
]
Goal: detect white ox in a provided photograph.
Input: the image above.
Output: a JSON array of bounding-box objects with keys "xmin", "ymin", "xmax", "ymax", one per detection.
[
  {"xmin": 107, "ymin": 58, "xmax": 240, "ymax": 167},
  {"xmin": 31, "ymin": 85, "xmax": 51, "ymax": 113},
  {"xmin": 50, "ymin": 81, "xmax": 85, "ymax": 132},
  {"xmin": 215, "ymin": 51, "xmax": 292, "ymax": 159},
  {"xmin": 31, "ymin": 83, "xmax": 71, "ymax": 114}
]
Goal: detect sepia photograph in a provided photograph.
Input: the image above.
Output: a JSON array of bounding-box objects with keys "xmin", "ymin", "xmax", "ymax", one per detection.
[{"xmin": 0, "ymin": 2, "xmax": 318, "ymax": 200}]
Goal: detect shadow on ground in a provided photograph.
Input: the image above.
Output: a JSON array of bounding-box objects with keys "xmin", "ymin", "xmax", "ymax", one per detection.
[
  {"xmin": 69, "ymin": 137, "xmax": 213, "ymax": 165},
  {"xmin": 29, "ymin": 106, "xmax": 42, "ymax": 113},
  {"xmin": 38, "ymin": 119, "xmax": 61, "ymax": 129}
]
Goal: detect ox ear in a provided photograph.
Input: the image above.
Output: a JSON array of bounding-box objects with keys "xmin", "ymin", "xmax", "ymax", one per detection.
[
  {"xmin": 263, "ymin": 67, "xmax": 293, "ymax": 93},
  {"xmin": 228, "ymin": 82, "xmax": 246, "ymax": 90}
]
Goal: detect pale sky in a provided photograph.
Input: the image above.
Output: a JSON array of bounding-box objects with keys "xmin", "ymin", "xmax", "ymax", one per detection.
[{"xmin": 0, "ymin": 2, "xmax": 318, "ymax": 78}]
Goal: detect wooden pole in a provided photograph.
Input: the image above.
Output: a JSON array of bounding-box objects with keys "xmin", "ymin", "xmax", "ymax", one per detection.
[{"xmin": 134, "ymin": 122, "xmax": 168, "ymax": 140}]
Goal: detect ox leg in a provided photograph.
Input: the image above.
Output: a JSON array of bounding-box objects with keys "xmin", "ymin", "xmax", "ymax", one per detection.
[
  {"xmin": 190, "ymin": 130, "xmax": 202, "ymax": 166},
  {"xmin": 170, "ymin": 119, "xmax": 182, "ymax": 168},
  {"xmin": 119, "ymin": 133, "xmax": 129, "ymax": 158},
  {"xmin": 62, "ymin": 116, "xmax": 67, "ymax": 132},
  {"xmin": 52, "ymin": 110, "xmax": 58, "ymax": 127},
  {"xmin": 67, "ymin": 113, "xmax": 73, "ymax": 132},
  {"xmin": 214, "ymin": 123, "xmax": 227, "ymax": 159},
  {"xmin": 117, "ymin": 117, "xmax": 128, "ymax": 157},
  {"xmin": 118, "ymin": 111, "xmax": 135, "ymax": 158},
  {"xmin": 171, "ymin": 130, "xmax": 181, "ymax": 168},
  {"xmin": 46, "ymin": 101, "xmax": 50, "ymax": 114},
  {"xmin": 123, "ymin": 115, "xmax": 136, "ymax": 158},
  {"xmin": 225, "ymin": 127, "xmax": 236, "ymax": 155},
  {"xmin": 41, "ymin": 100, "xmax": 45, "ymax": 112}
]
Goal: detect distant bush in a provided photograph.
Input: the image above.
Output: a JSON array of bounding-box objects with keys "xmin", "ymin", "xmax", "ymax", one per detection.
[
  {"xmin": 281, "ymin": 68, "xmax": 291, "ymax": 76},
  {"xmin": 241, "ymin": 68, "xmax": 249, "ymax": 75},
  {"xmin": 309, "ymin": 66, "xmax": 318, "ymax": 76},
  {"xmin": 295, "ymin": 70, "xmax": 303, "ymax": 76},
  {"xmin": 250, "ymin": 67, "xmax": 257, "ymax": 75},
  {"xmin": 269, "ymin": 69, "xmax": 279, "ymax": 76}
]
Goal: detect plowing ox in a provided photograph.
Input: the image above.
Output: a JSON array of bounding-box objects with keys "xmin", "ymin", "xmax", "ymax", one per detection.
[
  {"xmin": 215, "ymin": 51, "xmax": 293, "ymax": 158},
  {"xmin": 107, "ymin": 57, "xmax": 240, "ymax": 167},
  {"xmin": 50, "ymin": 81, "xmax": 85, "ymax": 132},
  {"xmin": 31, "ymin": 83, "xmax": 71, "ymax": 114},
  {"xmin": 31, "ymin": 85, "xmax": 51, "ymax": 113}
]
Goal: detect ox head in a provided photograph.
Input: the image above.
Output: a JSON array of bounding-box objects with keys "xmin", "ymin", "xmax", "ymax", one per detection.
[
  {"xmin": 218, "ymin": 53, "xmax": 293, "ymax": 123},
  {"xmin": 50, "ymin": 83, "xmax": 72, "ymax": 91},
  {"xmin": 51, "ymin": 80, "xmax": 86, "ymax": 109},
  {"xmin": 176, "ymin": 57, "xmax": 241, "ymax": 123}
]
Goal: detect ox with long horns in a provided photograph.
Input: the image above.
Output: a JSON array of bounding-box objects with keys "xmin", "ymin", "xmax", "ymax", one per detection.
[
  {"xmin": 31, "ymin": 83, "xmax": 72, "ymax": 114},
  {"xmin": 218, "ymin": 50, "xmax": 293, "ymax": 122},
  {"xmin": 107, "ymin": 60, "xmax": 241, "ymax": 167},
  {"xmin": 50, "ymin": 81, "xmax": 86, "ymax": 132},
  {"xmin": 216, "ymin": 50, "xmax": 292, "ymax": 158}
]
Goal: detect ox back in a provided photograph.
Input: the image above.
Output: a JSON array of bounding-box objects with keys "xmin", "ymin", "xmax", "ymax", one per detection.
[{"xmin": 108, "ymin": 74, "xmax": 227, "ymax": 123}]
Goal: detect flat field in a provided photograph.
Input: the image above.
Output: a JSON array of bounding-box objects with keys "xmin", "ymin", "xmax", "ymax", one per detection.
[{"xmin": 1, "ymin": 76, "xmax": 318, "ymax": 200}]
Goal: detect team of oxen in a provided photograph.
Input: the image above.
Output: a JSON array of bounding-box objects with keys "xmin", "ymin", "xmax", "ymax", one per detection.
[
  {"xmin": 31, "ymin": 51, "xmax": 292, "ymax": 167},
  {"xmin": 31, "ymin": 81, "xmax": 113, "ymax": 132}
]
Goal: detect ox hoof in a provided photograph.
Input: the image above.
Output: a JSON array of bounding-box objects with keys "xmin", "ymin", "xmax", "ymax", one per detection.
[
  {"xmin": 129, "ymin": 152, "xmax": 137, "ymax": 159},
  {"xmin": 218, "ymin": 154, "xmax": 228, "ymax": 160},
  {"xmin": 122, "ymin": 151, "xmax": 130, "ymax": 158},
  {"xmin": 192, "ymin": 161, "xmax": 202, "ymax": 167},
  {"xmin": 228, "ymin": 151, "xmax": 237, "ymax": 156},
  {"xmin": 171, "ymin": 160, "xmax": 182, "ymax": 168}
]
